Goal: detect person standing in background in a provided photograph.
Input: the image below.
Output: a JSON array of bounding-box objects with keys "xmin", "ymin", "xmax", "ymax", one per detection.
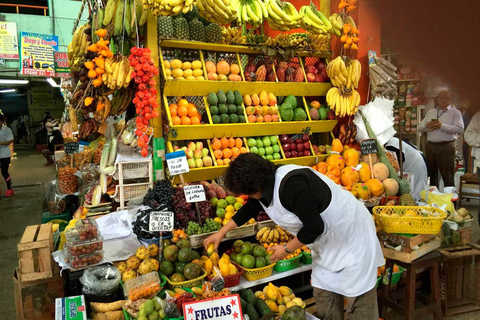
[
  {"xmin": 418, "ymin": 90, "xmax": 464, "ymax": 188},
  {"xmin": 0, "ymin": 114, "xmax": 14, "ymax": 197}
]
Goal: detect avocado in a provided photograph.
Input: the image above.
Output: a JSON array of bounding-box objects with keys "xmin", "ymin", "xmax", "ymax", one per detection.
[
  {"xmin": 212, "ymin": 115, "xmax": 221, "ymax": 124},
  {"xmin": 207, "ymin": 92, "xmax": 218, "ymax": 106},
  {"xmin": 228, "ymin": 104, "xmax": 237, "ymax": 114},
  {"xmin": 210, "ymin": 106, "xmax": 219, "ymax": 115},
  {"xmin": 236, "ymin": 105, "xmax": 244, "ymax": 115},
  {"xmin": 217, "ymin": 90, "xmax": 227, "ymax": 104},
  {"xmin": 234, "ymin": 90, "xmax": 243, "ymax": 105},
  {"xmin": 218, "ymin": 104, "xmax": 228, "ymax": 115},
  {"xmin": 238, "ymin": 115, "xmax": 245, "ymax": 123},
  {"xmin": 229, "ymin": 114, "xmax": 239, "ymax": 123},
  {"xmin": 244, "ymin": 289, "xmax": 256, "ymax": 304},
  {"xmin": 226, "ymin": 90, "xmax": 235, "ymax": 104},
  {"xmin": 220, "ymin": 114, "xmax": 230, "ymax": 123}
]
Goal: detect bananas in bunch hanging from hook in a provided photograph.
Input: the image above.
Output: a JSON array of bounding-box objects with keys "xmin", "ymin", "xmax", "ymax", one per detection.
[
  {"xmin": 221, "ymin": 27, "xmax": 247, "ymax": 45},
  {"xmin": 103, "ymin": 56, "xmax": 134, "ymax": 90},
  {"xmin": 265, "ymin": 0, "xmax": 302, "ymax": 31},
  {"xmin": 144, "ymin": 0, "xmax": 196, "ymax": 16},
  {"xmin": 197, "ymin": 0, "xmax": 238, "ymax": 25},
  {"xmin": 299, "ymin": 4, "xmax": 332, "ymax": 35},
  {"xmin": 235, "ymin": 0, "xmax": 268, "ymax": 28}
]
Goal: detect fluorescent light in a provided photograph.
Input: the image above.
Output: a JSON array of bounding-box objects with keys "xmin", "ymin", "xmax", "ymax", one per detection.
[
  {"xmin": 0, "ymin": 89, "xmax": 15, "ymax": 93},
  {"xmin": 0, "ymin": 79, "xmax": 29, "ymax": 84},
  {"xmin": 47, "ymin": 78, "xmax": 60, "ymax": 87}
]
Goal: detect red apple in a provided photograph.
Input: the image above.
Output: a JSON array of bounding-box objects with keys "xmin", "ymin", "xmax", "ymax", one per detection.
[
  {"xmin": 302, "ymin": 134, "xmax": 310, "ymax": 142},
  {"xmin": 284, "ymin": 151, "xmax": 292, "ymax": 158},
  {"xmin": 321, "ymin": 69, "xmax": 328, "ymax": 81},
  {"xmin": 291, "ymin": 151, "xmax": 298, "ymax": 158},
  {"xmin": 303, "ymin": 142, "xmax": 310, "ymax": 150},
  {"xmin": 280, "ymin": 135, "xmax": 290, "ymax": 144},
  {"xmin": 290, "ymin": 143, "xmax": 297, "ymax": 151},
  {"xmin": 298, "ymin": 151, "xmax": 305, "ymax": 157},
  {"xmin": 295, "ymin": 138, "xmax": 303, "ymax": 144},
  {"xmin": 282, "ymin": 143, "xmax": 291, "ymax": 152},
  {"xmin": 313, "ymin": 145, "xmax": 319, "ymax": 152},
  {"xmin": 304, "ymin": 150, "xmax": 311, "ymax": 156},
  {"xmin": 306, "ymin": 73, "xmax": 316, "ymax": 82},
  {"xmin": 315, "ymin": 61, "xmax": 326, "ymax": 71},
  {"xmin": 315, "ymin": 73, "xmax": 324, "ymax": 82},
  {"xmin": 297, "ymin": 143, "xmax": 305, "ymax": 152},
  {"xmin": 327, "ymin": 109, "xmax": 335, "ymax": 120},
  {"xmin": 306, "ymin": 65, "xmax": 318, "ymax": 74}
]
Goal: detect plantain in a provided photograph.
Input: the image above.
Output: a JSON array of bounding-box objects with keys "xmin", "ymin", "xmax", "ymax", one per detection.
[
  {"xmin": 103, "ymin": 0, "xmax": 118, "ymax": 25},
  {"xmin": 124, "ymin": 0, "xmax": 132, "ymax": 35},
  {"xmin": 114, "ymin": 0, "xmax": 125, "ymax": 36},
  {"xmin": 138, "ymin": 0, "xmax": 148, "ymax": 26}
]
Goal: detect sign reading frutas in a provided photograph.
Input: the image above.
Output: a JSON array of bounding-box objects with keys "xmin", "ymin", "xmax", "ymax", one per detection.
[
  {"xmin": 149, "ymin": 211, "xmax": 174, "ymax": 232},
  {"xmin": 0, "ymin": 22, "xmax": 19, "ymax": 59},
  {"xmin": 360, "ymin": 138, "xmax": 378, "ymax": 155},
  {"xmin": 166, "ymin": 150, "xmax": 189, "ymax": 175},
  {"xmin": 183, "ymin": 294, "xmax": 243, "ymax": 320},
  {"xmin": 64, "ymin": 142, "xmax": 79, "ymax": 155},
  {"xmin": 54, "ymin": 51, "xmax": 70, "ymax": 77},
  {"xmin": 184, "ymin": 185, "xmax": 206, "ymax": 203},
  {"xmin": 19, "ymin": 32, "xmax": 59, "ymax": 76}
]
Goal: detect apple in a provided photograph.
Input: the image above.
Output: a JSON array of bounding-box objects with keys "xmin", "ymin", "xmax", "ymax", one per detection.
[
  {"xmin": 303, "ymin": 142, "xmax": 310, "ymax": 150},
  {"xmin": 302, "ymin": 134, "xmax": 310, "ymax": 142},
  {"xmin": 187, "ymin": 158, "xmax": 196, "ymax": 168},
  {"xmin": 265, "ymin": 146, "xmax": 273, "ymax": 155},
  {"xmin": 284, "ymin": 151, "xmax": 292, "ymax": 158},
  {"xmin": 195, "ymin": 141, "xmax": 204, "ymax": 150},
  {"xmin": 321, "ymin": 69, "xmax": 328, "ymax": 81},
  {"xmin": 319, "ymin": 145, "xmax": 326, "ymax": 153},
  {"xmin": 304, "ymin": 150, "xmax": 311, "ymax": 156},
  {"xmin": 273, "ymin": 153, "xmax": 281, "ymax": 160},
  {"xmin": 262, "ymin": 137, "xmax": 271, "ymax": 147},
  {"xmin": 187, "ymin": 141, "xmax": 196, "ymax": 151},
  {"xmin": 258, "ymin": 148, "xmax": 266, "ymax": 156},
  {"xmin": 297, "ymin": 143, "xmax": 305, "ymax": 152},
  {"xmin": 265, "ymin": 155, "xmax": 273, "ymax": 161},
  {"xmin": 256, "ymin": 139, "xmax": 264, "ymax": 148},
  {"xmin": 280, "ymin": 135, "xmax": 290, "ymax": 144},
  {"xmin": 315, "ymin": 73, "xmax": 324, "ymax": 82},
  {"xmin": 250, "ymin": 146, "xmax": 258, "ymax": 154},
  {"xmin": 327, "ymin": 109, "xmax": 335, "ymax": 120},
  {"xmin": 290, "ymin": 143, "xmax": 297, "ymax": 151},
  {"xmin": 202, "ymin": 148, "xmax": 209, "ymax": 157},
  {"xmin": 203, "ymin": 156, "xmax": 213, "ymax": 167},
  {"xmin": 174, "ymin": 146, "xmax": 180, "ymax": 150},
  {"xmin": 185, "ymin": 149, "xmax": 194, "ymax": 159},
  {"xmin": 306, "ymin": 65, "xmax": 317, "ymax": 74},
  {"xmin": 247, "ymin": 138, "xmax": 256, "ymax": 147},
  {"xmin": 313, "ymin": 145, "xmax": 319, "ymax": 152},
  {"xmin": 195, "ymin": 159, "xmax": 203, "ymax": 168},
  {"xmin": 181, "ymin": 146, "xmax": 187, "ymax": 151},
  {"xmin": 295, "ymin": 138, "xmax": 303, "ymax": 144},
  {"xmin": 315, "ymin": 61, "xmax": 326, "ymax": 71},
  {"xmin": 298, "ymin": 151, "xmax": 304, "ymax": 157},
  {"xmin": 193, "ymin": 149, "xmax": 203, "ymax": 159},
  {"xmin": 270, "ymin": 136, "xmax": 278, "ymax": 145},
  {"xmin": 307, "ymin": 73, "xmax": 316, "ymax": 82},
  {"xmin": 282, "ymin": 143, "xmax": 290, "ymax": 152},
  {"xmin": 291, "ymin": 150, "xmax": 298, "ymax": 157},
  {"xmin": 272, "ymin": 144, "xmax": 280, "ymax": 153}
]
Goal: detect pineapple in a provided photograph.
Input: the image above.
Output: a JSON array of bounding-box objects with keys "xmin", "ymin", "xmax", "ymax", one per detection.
[
  {"xmin": 157, "ymin": 16, "xmax": 174, "ymax": 39},
  {"xmin": 398, "ymin": 178, "xmax": 415, "ymax": 206},
  {"xmin": 189, "ymin": 18, "xmax": 205, "ymax": 42},
  {"xmin": 205, "ymin": 23, "xmax": 222, "ymax": 43},
  {"xmin": 173, "ymin": 17, "xmax": 190, "ymax": 40}
]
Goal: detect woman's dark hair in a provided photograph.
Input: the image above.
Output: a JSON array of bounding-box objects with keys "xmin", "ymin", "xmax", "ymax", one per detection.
[
  {"xmin": 0, "ymin": 114, "xmax": 6, "ymax": 122},
  {"xmin": 51, "ymin": 129, "xmax": 64, "ymax": 142},
  {"xmin": 224, "ymin": 153, "xmax": 276, "ymax": 196}
]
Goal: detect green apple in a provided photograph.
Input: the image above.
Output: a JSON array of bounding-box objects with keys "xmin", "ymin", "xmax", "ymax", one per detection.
[
  {"xmin": 258, "ymin": 148, "xmax": 266, "ymax": 156},
  {"xmin": 247, "ymin": 138, "xmax": 256, "ymax": 147},
  {"xmin": 270, "ymin": 136, "xmax": 278, "ymax": 144},
  {"xmin": 265, "ymin": 155, "xmax": 273, "ymax": 161},
  {"xmin": 216, "ymin": 208, "xmax": 226, "ymax": 218},
  {"xmin": 265, "ymin": 146, "xmax": 273, "ymax": 155},
  {"xmin": 273, "ymin": 153, "xmax": 281, "ymax": 160},
  {"xmin": 262, "ymin": 137, "xmax": 271, "ymax": 147},
  {"xmin": 250, "ymin": 146, "xmax": 258, "ymax": 154},
  {"xmin": 272, "ymin": 144, "xmax": 280, "ymax": 153},
  {"xmin": 256, "ymin": 139, "xmax": 264, "ymax": 148}
]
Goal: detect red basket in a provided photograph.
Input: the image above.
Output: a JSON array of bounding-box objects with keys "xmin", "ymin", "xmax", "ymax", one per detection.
[{"xmin": 206, "ymin": 268, "xmax": 244, "ymax": 288}]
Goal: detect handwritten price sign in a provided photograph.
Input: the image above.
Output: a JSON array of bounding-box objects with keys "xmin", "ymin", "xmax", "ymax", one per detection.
[
  {"xmin": 149, "ymin": 211, "xmax": 174, "ymax": 232},
  {"xmin": 184, "ymin": 185, "xmax": 206, "ymax": 203},
  {"xmin": 166, "ymin": 151, "xmax": 189, "ymax": 176}
]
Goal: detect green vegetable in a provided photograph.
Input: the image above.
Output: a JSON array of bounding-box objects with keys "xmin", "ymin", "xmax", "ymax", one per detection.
[
  {"xmin": 255, "ymin": 298, "xmax": 272, "ymax": 317},
  {"xmin": 246, "ymin": 303, "xmax": 260, "ymax": 320}
]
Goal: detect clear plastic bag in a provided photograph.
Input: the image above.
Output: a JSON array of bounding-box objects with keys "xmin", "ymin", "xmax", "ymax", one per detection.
[
  {"xmin": 45, "ymin": 180, "xmax": 66, "ymax": 215},
  {"xmin": 209, "ymin": 266, "xmax": 225, "ymax": 291},
  {"xmin": 58, "ymin": 163, "xmax": 78, "ymax": 194},
  {"xmin": 80, "ymin": 265, "xmax": 121, "ymax": 303}
]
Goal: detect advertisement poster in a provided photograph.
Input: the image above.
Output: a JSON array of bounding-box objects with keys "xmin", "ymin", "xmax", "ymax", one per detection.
[
  {"xmin": 54, "ymin": 51, "xmax": 70, "ymax": 77},
  {"xmin": 0, "ymin": 22, "xmax": 19, "ymax": 59},
  {"xmin": 19, "ymin": 32, "xmax": 59, "ymax": 76}
]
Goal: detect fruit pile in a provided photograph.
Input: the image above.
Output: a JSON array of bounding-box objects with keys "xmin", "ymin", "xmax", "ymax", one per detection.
[
  {"xmin": 256, "ymin": 283, "xmax": 305, "ymax": 314},
  {"xmin": 172, "ymin": 186, "xmax": 200, "ymax": 229},
  {"xmin": 275, "ymin": 61, "xmax": 304, "ymax": 83},
  {"xmin": 229, "ymin": 240, "xmax": 272, "ymax": 269},
  {"xmin": 143, "ymin": 179, "xmax": 175, "ymax": 211},
  {"xmin": 171, "ymin": 229, "xmax": 188, "ymax": 243},
  {"xmin": 125, "ymin": 298, "xmax": 166, "ymax": 320},
  {"xmin": 279, "ymin": 95, "xmax": 307, "ymax": 122},
  {"xmin": 186, "ymin": 218, "xmax": 222, "ymax": 235},
  {"xmin": 307, "ymin": 99, "xmax": 335, "ymax": 121},
  {"xmin": 304, "ymin": 60, "xmax": 329, "ymax": 83},
  {"xmin": 117, "ymin": 244, "xmax": 160, "ymax": 282},
  {"xmin": 159, "ymin": 239, "xmax": 204, "ymax": 283},
  {"xmin": 244, "ymin": 91, "xmax": 279, "ymax": 123},
  {"xmin": 211, "ymin": 136, "xmax": 248, "ymax": 166},
  {"xmin": 256, "ymin": 225, "xmax": 294, "ymax": 244},
  {"xmin": 205, "ymin": 60, "xmax": 242, "ymax": 81},
  {"xmin": 247, "ymin": 136, "xmax": 282, "ymax": 161},
  {"xmin": 172, "ymin": 141, "xmax": 213, "ymax": 169},
  {"xmin": 163, "ymin": 59, "xmax": 204, "ymax": 81},
  {"xmin": 125, "ymin": 274, "xmax": 162, "ymax": 302},
  {"xmin": 280, "ymin": 134, "xmax": 312, "ymax": 158},
  {"xmin": 169, "ymin": 98, "xmax": 202, "ymax": 125},
  {"xmin": 311, "ymin": 143, "xmax": 330, "ymax": 155},
  {"xmin": 207, "ymin": 90, "xmax": 246, "ymax": 124},
  {"xmin": 301, "ymin": 246, "xmax": 311, "ymax": 254},
  {"xmin": 243, "ymin": 56, "xmax": 276, "ymax": 82},
  {"xmin": 212, "ymin": 196, "xmax": 248, "ymax": 226}
]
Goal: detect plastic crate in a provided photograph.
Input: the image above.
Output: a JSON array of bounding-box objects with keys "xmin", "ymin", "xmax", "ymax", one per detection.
[
  {"xmin": 300, "ymin": 252, "xmax": 312, "ymax": 265},
  {"xmin": 206, "ymin": 267, "xmax": 244, "ymax": 288},
  {"xmin": 391, "ymin": 266, "xmax": 405, "ymax": 285},
  {"xmin": 166, "ymin": 269, "xmax": 207, "ymax": 289},
  {"xmin": 113, "ymin": 161, "xmax": 152, "ymax": 180},
  {"xmin": 225, "ymin": 224, "xmax": 256, "ymax": 239},
  {"xmin": 63, "ymin": 268, "xmax": 85, "ymax": 296},
  {"xmin": 232, "ymin": 262, "xmax": 275, "ymax": 281},
  {"xmin": 373, "ymin": 206, "xmax": 447, "ymax": 234},
  {"xmin": 113, "ymin": 182, "xmax": 153, "ymax": 209},
  {"xmin": 274, "ymin": 254, "xmax": 302, "ymax": 272}
]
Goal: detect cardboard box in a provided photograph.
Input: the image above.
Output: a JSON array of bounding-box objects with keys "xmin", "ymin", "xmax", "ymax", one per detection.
[
  {"xmin": 55, "ymin": 295, "xmax": 87, "ymax": 320},
  {"xmin": 13, "ymin": 268, "xmax": 64, "ymax": 320}
]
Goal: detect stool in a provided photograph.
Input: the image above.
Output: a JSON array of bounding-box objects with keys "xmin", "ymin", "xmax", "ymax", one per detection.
[
  {"xmin": 381, "ymin": 251, "xmax": 443, "ymax": 320},
  {"xmin": 458, "ymin": 173, "xmax": 479, "ymax": 207}
]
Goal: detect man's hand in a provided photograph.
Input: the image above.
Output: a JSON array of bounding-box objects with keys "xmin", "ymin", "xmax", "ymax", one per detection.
[
  {"xmin": 203, "ymin": 232, "xmax": 224, "ymax": 251},
  {"xmin": 268, "ymin": 245, "xmax": 288, "ymax": 263},
  {"xmin": 427, "ymin": 120, "xmax": 441, "ymax": 131}
]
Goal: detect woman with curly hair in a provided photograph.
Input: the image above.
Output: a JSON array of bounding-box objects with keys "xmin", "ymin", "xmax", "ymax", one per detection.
[{"xmin": 204, "ymin": 153, "xmax": 383, "ymax": 320}]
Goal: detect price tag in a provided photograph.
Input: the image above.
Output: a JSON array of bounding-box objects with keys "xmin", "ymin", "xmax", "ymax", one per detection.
[
  {"xmin": 149, "ymin": 211, "xmax": 174, "ymax": 232},
  {"xmin": 64, "ymin": 142, "xmax": 79, "ymax": 155},
  {"xmin": 166, "ymin": 151, "xmax": 189, "ymax": 176},
  {"xmin": 184, "ymin": 185, "xmax": 206, "ymax": 203},
  {"xmin": 360, "ymin": 139, "xmax": 378, "ymax": 155}
]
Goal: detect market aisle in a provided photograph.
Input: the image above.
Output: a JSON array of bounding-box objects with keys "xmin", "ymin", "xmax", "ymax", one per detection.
[{"xmin": 0, "ymin": 147, "xmax": 53, "ymax": 318}]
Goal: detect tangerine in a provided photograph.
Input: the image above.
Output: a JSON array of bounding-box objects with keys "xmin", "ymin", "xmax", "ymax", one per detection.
[
  {"xmin": 169, "ymin": 103, "xmax": 178, "ymax": 109},
  {"xmin": 181, "ymin": 116, "xmax": 191, "ymax": 125},
  {"xmin": 191, "ymin": 116, "xmax": 200, "ymax": 125},
  {"xmin": 177, "ymin": 106, "xmax": 188, "ymax": 117},
  {"xmin": 223, "ymin": 148, "xmax": 232, "ymax": 159},
  {"xmin": 172, "ymin": 116, "xmax": 181, "ymax": 125},
  {"xmin": 169, "ymin": 106, "xmax": 177, "ymax": 117},
  {"xmin": 187, "ymin": 105, "xmax": 198, "ymax": 117},
  {"xmin": 178, "ymin": 99, "xmax": 188, "ymax": 108}
]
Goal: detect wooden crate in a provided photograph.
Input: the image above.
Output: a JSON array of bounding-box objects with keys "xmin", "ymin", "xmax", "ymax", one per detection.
[
  {"xmin": 17, "ymin": 224, "xmax": 54, "ymax": 282},
  {"xmin": 377, "ymin": 232, "xmax": 441, "ymax": 263},
  {"xmin": 437, "ymin": 244, "xmax": 480, "ymax": 316}
]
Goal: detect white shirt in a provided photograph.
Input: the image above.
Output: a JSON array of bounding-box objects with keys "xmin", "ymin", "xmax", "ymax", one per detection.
[
  {"xmin": 464, "ymin": 111, "xmax": 480, "ymax": 168},
  {"xmin": 418, "ymin": 106, "xmax": 464, "ymax": 142},
  {"xmin": 0, "ymin": 126, "xmax": 13, "ymax": 159}
]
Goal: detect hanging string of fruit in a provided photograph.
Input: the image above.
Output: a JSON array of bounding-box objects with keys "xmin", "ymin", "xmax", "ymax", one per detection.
[
  {"xmin": 328, "ymin": 0, "xmax": 359, "ymax": 51},
  {"xmin": 129, "ymin": 47, "xmax": 160, "ymax": 157}
]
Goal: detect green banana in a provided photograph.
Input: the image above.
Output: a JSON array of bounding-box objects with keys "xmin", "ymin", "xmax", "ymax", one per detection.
[
  {"xmin": 138, "ymin": 0, "xmax": 148, "ymax": 26},
  {"xmin": 114, "ymin": 0, "xmax": 125, "ymax": 36},
  {"xmin": 124, "ymin": 0, "xmax": 132, "ymax": 35},
  {"xmin": 103, "ymin": 0, "xmax": 117, "ymax": 25}
]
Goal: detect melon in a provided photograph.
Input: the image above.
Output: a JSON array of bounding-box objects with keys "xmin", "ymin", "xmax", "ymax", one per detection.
[
  {"xmin": 383, "ymin": 178, "xmax": 399, "ymax": 196},
  {"xmin": 372, "ymin": 163, "xmax": 389, "ymax": 181}
]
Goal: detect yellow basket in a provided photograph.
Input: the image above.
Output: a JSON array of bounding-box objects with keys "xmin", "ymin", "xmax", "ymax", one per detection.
[
  {"xmin": 165, "ymin": 269, "xmax": 207, "ymax": 289},
  {"xmin": 233, "ymin": 262, "xmax": 276, "ymax": 281},
  {"xmin": 373, "ymin": 206, "xmax": 447, "ymax": 235}
]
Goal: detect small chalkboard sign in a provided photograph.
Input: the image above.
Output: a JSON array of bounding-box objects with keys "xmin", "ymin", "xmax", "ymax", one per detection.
[
  {"xmin": 64, "ymin": 142, "xmax": 79, "ymax": 155},
  {"xmin": 360, "ymin": 139, "xmax": 378, "ymax": 155}
]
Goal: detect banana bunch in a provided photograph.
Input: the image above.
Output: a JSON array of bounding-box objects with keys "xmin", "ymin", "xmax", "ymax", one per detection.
[
  {"xmin": 329, "ymin": 13, "xmax": 344, "ymax": 37},
  {"xmin": 307, "ymin": 32, "xmax": 331, "ymax": 52},
  {"xmin": 265, "ymin": 0, "xmax": 302, "ymax": 31},
  {"xmin": 197, "ymin": 0, "xmax": 238, "ymax": 25},
  {"xmin": 145, "ymin": 0, "xmax": 196, "ymax": 16},
  {"xmin": 299, "ymin": 4, "xmax": 332, "ymax": 35},
  {"xmin": 110, "ymin": 88, "xmax": 135, "ymax": 115},
  {"xmin": 326, "ymin": 87, "xmax": 360, "ymax": 117},
  {"xmin": 68, "ymin": 24, "xmax": 91, "ymax": 72},
  {"xmin": 326, "ymin": 56, "xmax": 348, "ymax": 87},
  {"xmin": 221, "ymin": 27, "xmax": 246, "ymax": 45},
  {"xmin": 246, "ymin": 33, "xmax": 269, "ymax": 45},
  {"xmin": 346, "ymin": 59, "xmax": 361, "ymax": 90},
  {"xmin": 256, "ymin": 225, "xmax": 293, "ymax": 244},
  {"xmin": 103, "ymin": 56, "xmax": 134, "ymax": 90},
  {"xmin": 265, "ymin": 33, "xmax": 290, "ymax": 47},
  {"xmin": 235, "ymin": 0, "xmax": 268, "ymax": 28},
  {"xmin": 288, "ymin": 33, "xmax": 310, "ymax": 50}
]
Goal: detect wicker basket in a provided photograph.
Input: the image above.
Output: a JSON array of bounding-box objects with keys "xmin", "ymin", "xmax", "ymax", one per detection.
[
  {"xmin": 166, "ymin": 269, "xmax": 207, "ymax": 289},
  {"xmin": 373, "ymin": 206, "xmax": 446, "ymax": 234},
  {"xmin": 206, "ymin": 267, "xmax": 244, "ymax": 287},
  {"xmin": 274, "ymin": 254, "xmax": 302, "ymax": 272},
  {"xmin": 232, "ymin": 262, "xmax": 275, "ymax": 281},
  {"xmin": 225, "ymin": 224, "xmax": 256, "ymax": 239},
  {"xmin": 300, "ymin": 252, "xmax": 312, "ymax": 265}
]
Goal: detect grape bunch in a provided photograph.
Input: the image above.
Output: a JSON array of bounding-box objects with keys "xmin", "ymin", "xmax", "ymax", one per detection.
[
  {"xmin": 172, "ymin": 186, "xmax": 197, "ymax": 229},
  {"xmin": 143, "ymin": 180, "xmax": 175, "ymax": 210},
  {"xmin": 133, "ymin": 209, "xmax": 157, "ymax": 239},
  {"xmin": 186, "ymin": 219, "xmax": 222, "ymax": 235},
  {"xmin": 255, "ymin": 211, "xmax": 270, "ymax": 221},
  {"xmin": 197, "ymin": 196, "xmax": 215, "ymax": 221}
]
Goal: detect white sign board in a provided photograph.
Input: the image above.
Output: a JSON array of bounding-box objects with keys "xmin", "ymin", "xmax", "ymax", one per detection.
[
  {"xmin": 183, "ymin": 294, "xmax": 243, "ymax": 320},
  {"xmin": 166, "ymin": 150, "xmax": 189, "ymax": 176},
  {"xmin": 149, "ymin": 211, "xmax": 174, "ymax": 232},
  {"xmin": 184, "ymin": 185, "xmax": 206, "ymax": 203}
]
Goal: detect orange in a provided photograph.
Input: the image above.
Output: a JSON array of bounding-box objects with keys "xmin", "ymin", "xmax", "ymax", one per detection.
[
  {"xmin": 220, "ymin": 137, "xmax": 229, "ymax": 149},
  {"xmin": 187, "ymin": 105, "xmax": 198, "ymax": 118},
  {"xmin": 172, "ymin": 116, "xmax": 181, "ymax": 125},
  {"xmin": 181, "ymin": 116, "xmax": 191, "ymax": 125},
  {"xmin": 235, "ymin": 138, "xmax": 243, "ymax": 148},
  {"xmin": 223, "ymin": 148, "xmax": 232, "ymax": 159},
  {"xmin": 169, "ymin": 103, "xmax": 178, "ymax": 109},
  {"xmin": 191, "ymin": 116, "xmax": 200, "ymax": 125},
  {"xmin": 231, "ymin": 147, "xmax": 240, "ymax": 157},
  {"xmin": 169, "ymin": 106, "xmax": 177, "ymax": 117},
  {"xmin": 240, "ymin": 147, "xmax": 248, "ymax": 154},
  {"xmin": 178, "ymin": 99, "xmax": 188, "ymax": 108},
  {"xmin": 178, "ymin": 106, "xmax": 188, "ymax": 117},
  {"xmin": 211, "ymin": 138, "xmax": 221, "ymax": 150},
  {"xmin": 213, "ymin": 149, "xmax": 223, "ymax": 159},
  {"xmin": 228, "ymin": 137, "xmax": 235, "ymax": 148},
  {"xmin": 216, "ymin": 159, "xmax": 224, "ymax": 165},
  {"xmin": 223, "ymin": 159, "xmax": 231, "ymax": 165}
]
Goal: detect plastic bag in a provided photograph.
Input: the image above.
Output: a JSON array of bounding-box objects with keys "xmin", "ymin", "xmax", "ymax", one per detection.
[
  {"xmin": 419, "ymin": 190, "xmax": 455, "ymax": 213},
  {"xmin": 209, "ymin": 266, "xmax": 225, "ymax": 291},
  {"xmin": 163, "ymin": 295, "xmax": 182, "ymax": 318},
  {"xmin": 80, "ymin": 265, "xmax": 121, "ymax": 303},
  {"xmin": 45, "ymin": 180, "xmax": 66, "ymax": 215}
]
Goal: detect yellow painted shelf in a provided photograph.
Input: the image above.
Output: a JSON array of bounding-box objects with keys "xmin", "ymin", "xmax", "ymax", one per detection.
[
  {"xmin": 172, "ymin": 154, "xmax": 328, "ymax": 184},
  {"xmin": 162, "ymin": 80, "xmax": 332, "ymax": 97},
  {"xmin": 158, "ymin": 40, "xmax": 332, "ymax": 58},
  {"xmin": 167, "ymin": 120, "xmax": 337, "ymax": 141}
]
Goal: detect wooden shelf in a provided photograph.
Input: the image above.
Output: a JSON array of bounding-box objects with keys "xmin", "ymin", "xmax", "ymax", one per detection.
[{"xmin": 159, "ymin": 40, "xmax": 332, "ymax": 58}]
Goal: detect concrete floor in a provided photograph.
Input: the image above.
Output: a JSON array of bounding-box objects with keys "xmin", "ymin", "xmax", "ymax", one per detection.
[{"xmin": 0, "ymin": 147, "xmax": 479, "ymax": 319}]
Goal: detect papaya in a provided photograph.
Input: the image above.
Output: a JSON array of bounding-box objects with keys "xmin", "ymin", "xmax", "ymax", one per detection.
[{"xmin": 358, "ymin": 162, "xmax": 371, "ymax": 182}]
